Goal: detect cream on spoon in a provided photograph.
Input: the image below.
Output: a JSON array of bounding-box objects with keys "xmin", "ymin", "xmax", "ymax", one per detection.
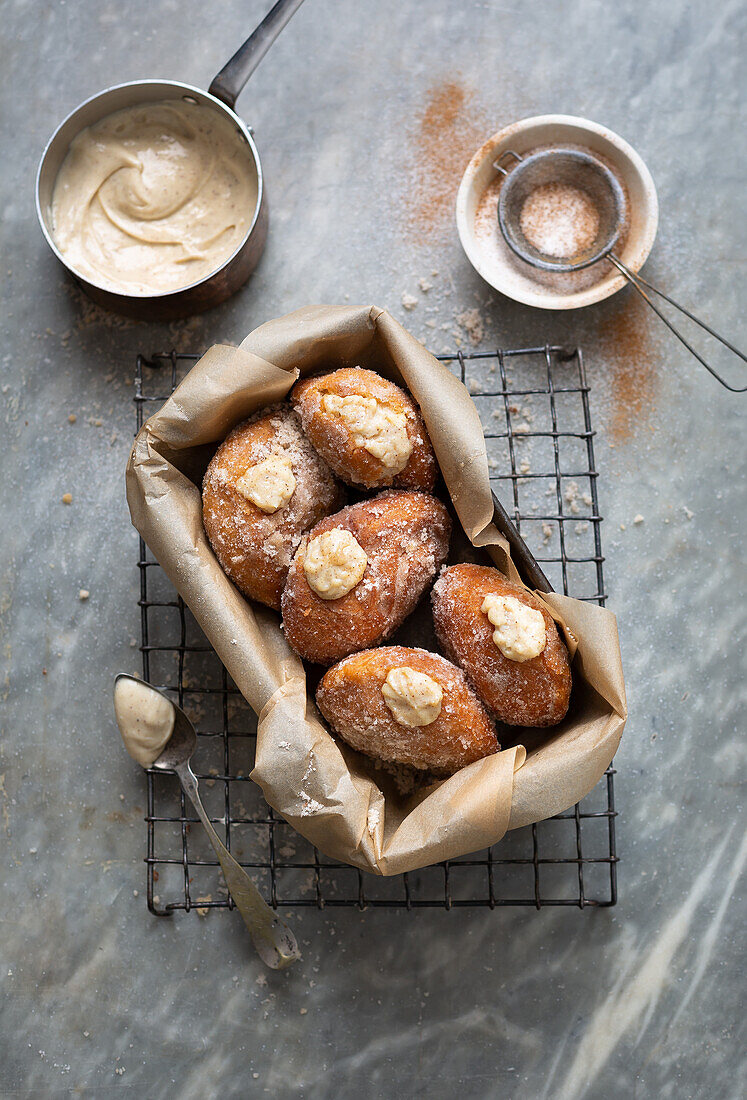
[
  {"xmin": 112, "ymin": 674, "xmax": 299, "ymax": 969},
  {"xmin": 114, "ymin": 676, "xmax": 175, "ymax": 767}
]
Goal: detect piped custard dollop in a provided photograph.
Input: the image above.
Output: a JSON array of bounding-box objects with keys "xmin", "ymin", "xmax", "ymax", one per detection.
[
  {"xmin": 114, "ymin": 677, "xmax": 175, "ymax": 768},
  {"xmin": 321, "ymin": 393, "xmax": 412, "ymax": 473},
  {"xmin": 303, "ymin": 529, "xmax": 368, "ymax": 600},
  {"xmin": 381, "ymin": 666, "xmax": 443, "ymax": 727},
  {"xmin": 481, "ymin": 594, "xmax": 546, "ymax": 663},
  {"xmin": 51, "ymin": 100, "xmax": 258, "ymax": 295},
  {"xmin": 236, "ymin": 453, "xmax": 296, "ymax": 514}
]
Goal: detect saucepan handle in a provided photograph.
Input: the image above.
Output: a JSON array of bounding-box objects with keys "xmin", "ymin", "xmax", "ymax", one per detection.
[{"xmin": 209, "ymin": 0, "xmax": 307, "ymax": 109}]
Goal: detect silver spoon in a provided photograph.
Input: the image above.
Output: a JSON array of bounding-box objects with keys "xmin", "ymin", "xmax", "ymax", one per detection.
[{"xmin": 114, "ymin": 674, "xmax": 300, "ymax": 969}]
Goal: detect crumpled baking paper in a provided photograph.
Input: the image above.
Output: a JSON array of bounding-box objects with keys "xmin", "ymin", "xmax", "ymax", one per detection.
[{"xmin": 126, "ymin": 305, "xmax": 626, "ymax": 875}]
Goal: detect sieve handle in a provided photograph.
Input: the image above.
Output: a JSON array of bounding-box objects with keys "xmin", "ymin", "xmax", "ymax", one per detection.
[
  {"xmin": 607, "ymin": 254, "xmax": 746, "ymax": 393},
  {"xmin": 209, "ymin": 0, "xmax": 307, "ymax": 110},
  {"xmin": 493, "ymin": 149, "xmax": 524, "ymax": 176}
]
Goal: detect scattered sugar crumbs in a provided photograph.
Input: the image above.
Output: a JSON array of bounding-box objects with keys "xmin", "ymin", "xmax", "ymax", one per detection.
[
  {"xmin": 68, "ymin": 285, "xmax": 135, "ymax": 331},
  {"xmin": 455, "ymin": 308, "xmax": 485, "ymax": 346},
  {"xmin": 563, "ymin": 482, "xmax": 581, "ymax": 514},
  {"xmin": 195, "ymin": 895, "xmax": 212, "ymax": 916},
  {"xmin": 366, "ymin": 804, "xmax": 382, "ymax": 837}
]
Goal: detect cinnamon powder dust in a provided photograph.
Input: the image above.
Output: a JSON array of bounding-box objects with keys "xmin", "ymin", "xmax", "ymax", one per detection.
[
  {"xmin": 597, "ymin": 294, "xmax": 660, "ymax": 443},
  {"xmin": 405, "ymin": 80, "xmax": 488, "ymax": 243},
  {"xmin": 404, "ymin": 80, "xmax": 659, "ymax": 444}
]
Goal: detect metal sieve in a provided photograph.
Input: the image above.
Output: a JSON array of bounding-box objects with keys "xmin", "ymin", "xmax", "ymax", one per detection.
[
  {"xmin": 495, "ymin": 147, "xmax": 745, "ymax": 392},
  {"xmin": 498, "ymin": 148, "xmax": 626, "ymax": 273}
]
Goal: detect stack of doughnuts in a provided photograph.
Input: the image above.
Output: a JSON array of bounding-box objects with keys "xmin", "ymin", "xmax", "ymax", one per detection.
[{"xmin": 202, "ymin": 366, "xmax": 572, "ymax": 783}]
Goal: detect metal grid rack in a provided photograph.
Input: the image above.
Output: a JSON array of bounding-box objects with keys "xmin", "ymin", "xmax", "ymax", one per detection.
[{"xmin": 134, "ymin": 345, "xmax": 617, "ymax": 914}]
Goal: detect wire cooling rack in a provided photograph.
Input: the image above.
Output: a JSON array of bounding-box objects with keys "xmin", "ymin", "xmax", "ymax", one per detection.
[{"xmin": 134, "ymin": 345, "xmax": 617, "ymax": 913}]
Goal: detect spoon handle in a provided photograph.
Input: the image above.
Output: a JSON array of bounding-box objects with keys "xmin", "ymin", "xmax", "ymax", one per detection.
[{"xmin": 175, "ymin": 762, "xmax": 300, "ymax": 969}]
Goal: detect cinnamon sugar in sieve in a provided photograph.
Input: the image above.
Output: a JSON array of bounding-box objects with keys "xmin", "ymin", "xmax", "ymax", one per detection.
[{"xmin": 519, "ymin": 182, "xmax": 600, "ymax": 259}]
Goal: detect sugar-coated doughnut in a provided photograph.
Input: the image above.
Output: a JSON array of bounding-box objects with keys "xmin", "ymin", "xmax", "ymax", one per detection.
[
  {"xmin": 281, "ymin": 490, "xmax": 451, "ymax": 664},
  {"xmin": 290, "ymin": 367, "xmax": 437, "ymax": 491},
  {"xmin": 431, "ymin": 563, "xmax": 571, "ymax": 726},
  {"xmin": 202, "ymin": 405, "xmax": 345, "ymax": 610},
  {"xmin": 316, "ymin": 646, "xmax": 499, "ymax": 774}
]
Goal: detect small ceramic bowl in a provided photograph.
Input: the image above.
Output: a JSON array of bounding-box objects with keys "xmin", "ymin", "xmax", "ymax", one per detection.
[{"xmin": 456, "ymin": 114, "xmax": 659, "ymax": 310}]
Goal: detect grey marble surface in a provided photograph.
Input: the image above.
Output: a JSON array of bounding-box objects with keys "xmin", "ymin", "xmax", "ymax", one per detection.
[{"xmin": 1, "ymin": 0, "xmax": 745, "ymax": 1096}]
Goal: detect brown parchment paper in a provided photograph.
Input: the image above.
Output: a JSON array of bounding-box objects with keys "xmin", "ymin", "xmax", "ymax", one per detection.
[{"xmin": 126, "ymin": 305, "xmax": 627, "ymax": 875}]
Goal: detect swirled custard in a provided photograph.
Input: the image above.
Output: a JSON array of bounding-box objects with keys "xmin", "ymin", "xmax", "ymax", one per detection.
[{"xmin": 51, "ymin": 100, "xmax": 257, "ymax": 294}]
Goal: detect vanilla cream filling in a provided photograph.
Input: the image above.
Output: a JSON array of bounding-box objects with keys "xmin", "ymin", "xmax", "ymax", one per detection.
[
  {"xmin": 322, "ymin": 393, "xmax": 412, "ymax": 472},
  {"xmin": 236, "ymin": 453, "xmax": 295, "ymax": 514},
  {"xmin": 382, "ymin": 666, "xmax": 443, "ymax": 727},
  {"xmin": 481, "ymin": 594, "xmax": 546, "ymax": 662},
  {"xmin": 303, "ymin": 529, "xmax": 368, "ymax": 600},
  {"xmin": 51, "ymin": 100, "xmax": 258, "ymax": 295}
]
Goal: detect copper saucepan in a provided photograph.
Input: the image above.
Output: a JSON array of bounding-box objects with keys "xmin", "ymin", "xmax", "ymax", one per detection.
[{"xmin": 36, "ymin": 0, "xmax": 305, "ymax": 321}]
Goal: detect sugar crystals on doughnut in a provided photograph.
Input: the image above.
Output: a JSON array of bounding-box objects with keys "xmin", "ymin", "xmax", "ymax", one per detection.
[
  {"xmin": 432, "ymin": 563, "xmax": 571, "ymax": 727},
  {"xmin": 202, "ymin": 404, "xmax": 345, "ymax": 610},
  {"xmin": 281, "ymin": 489, "xmax": 451, "ymax": 664},
  {"xmin": 291, "ymin": 367, "xmax": 437, "ymax": 491},
  {"xmin": 317, "ymin": 646, "xmax": 498, "ymax": 774}
]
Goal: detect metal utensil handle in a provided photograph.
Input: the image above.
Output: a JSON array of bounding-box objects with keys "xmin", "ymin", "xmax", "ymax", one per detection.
[
  {"xmin": 209, "ymin": 0, "xmax": 307, "ymax": 109},
  {"xmin": 607, "ymin": 254, "xmax": 747, "ymax": 393},
  {"xmin": 175, "ymin": 761, "xmax": 300, "ymax": 969},
  {"xmin": 491, "ymin": 490, "xmax": 553, "ymax": 594},
  {"xmin": 492, "ymin": 149, "xmax": 524, "ymax": 176}
]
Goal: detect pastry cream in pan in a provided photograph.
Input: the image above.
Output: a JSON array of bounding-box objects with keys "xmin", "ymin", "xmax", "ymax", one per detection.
[{"xmin": 51, "ymin": 100, "xmax": 258, "ymax": 296}]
